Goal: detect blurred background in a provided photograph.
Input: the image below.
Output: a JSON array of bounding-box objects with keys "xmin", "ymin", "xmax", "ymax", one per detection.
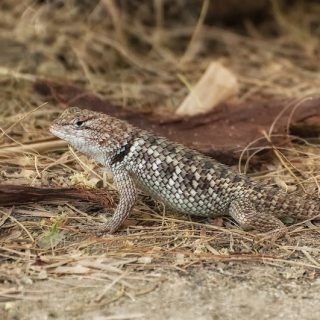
[{"xmin": 0, "ymin": 0, "xmax": 319, "ymax": 109}]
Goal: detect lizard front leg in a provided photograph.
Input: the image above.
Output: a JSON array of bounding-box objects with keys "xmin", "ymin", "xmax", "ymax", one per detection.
[{"xmin": 80, "ymin": 168, "xmax": 137, "ymax": 235}]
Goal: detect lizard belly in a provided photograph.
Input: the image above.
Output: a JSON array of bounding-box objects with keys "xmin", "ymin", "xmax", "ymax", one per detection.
[{"xmin": 131, "ymin": 171, "xmax": 228, "ymax": 217}]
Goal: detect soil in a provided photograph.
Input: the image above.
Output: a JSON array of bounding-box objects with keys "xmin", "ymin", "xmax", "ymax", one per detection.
[{"xmin": 2, "ymin": 266, "xmax": 320, "ymax": 320}]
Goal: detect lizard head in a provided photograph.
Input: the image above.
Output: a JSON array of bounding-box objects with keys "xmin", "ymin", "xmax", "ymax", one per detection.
[
  {"xmin": 50, "ymin": 107, "xmax": 98, "ymax": 148},
  {"xmin": 50, "ymin": 107, "xmax": 134, "ymax": 164}
]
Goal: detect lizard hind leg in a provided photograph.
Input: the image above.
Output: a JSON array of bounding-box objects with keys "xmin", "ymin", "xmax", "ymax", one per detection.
[{"xmin": 228, "ymin": 199, "xmax": 285, "ymax": 234}]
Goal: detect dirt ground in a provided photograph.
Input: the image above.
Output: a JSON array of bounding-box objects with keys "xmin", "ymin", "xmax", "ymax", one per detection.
[
  {"xmin": 3, "ymin": 265, "xmax": 320, "ymax": 320},
  {"xmin": 1, "ymin": 1, "xmax": 320, "ymax": 319}
]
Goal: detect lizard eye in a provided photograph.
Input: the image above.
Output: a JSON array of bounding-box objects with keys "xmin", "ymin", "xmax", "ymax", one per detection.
[{"xmin": 74, "ymin": 120, "xmax": 85, "ymax": 128}]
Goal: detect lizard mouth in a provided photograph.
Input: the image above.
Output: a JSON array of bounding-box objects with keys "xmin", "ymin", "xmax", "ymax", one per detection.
[{"xmin": 49, "ymin": 125, "xmax": 65, "ymax": 140}]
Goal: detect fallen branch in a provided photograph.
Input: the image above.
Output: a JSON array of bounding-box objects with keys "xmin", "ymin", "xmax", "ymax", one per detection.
[
  {"xmin": 0, "ymin": 185, "xmax": 113, "ymax": 208},
  {"xmin": 0, "ymin": 139, "xmax": 67, "ymax": 155}
]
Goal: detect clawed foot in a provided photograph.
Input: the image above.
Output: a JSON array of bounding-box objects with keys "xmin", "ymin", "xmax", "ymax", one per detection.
[
  {"xmin": 259, "ymin": 227, "xmax": 288, "ymax": 241},
  {"xmin": 77, "ymin": 220, "xmax": 118, "ymax": 236},
  {"xmin": 252, "ymin": 227, "xmax": 290, "ymax": 249}
]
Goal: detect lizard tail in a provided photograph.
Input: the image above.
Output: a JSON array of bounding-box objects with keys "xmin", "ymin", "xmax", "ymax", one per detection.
[{"xmin": 275, "ymin": 192, "xmax": 320, "ymax": 221}]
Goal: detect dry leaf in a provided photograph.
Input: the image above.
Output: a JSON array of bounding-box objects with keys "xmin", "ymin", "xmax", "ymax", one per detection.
[
  {"xmin": 176, "ymin": 61, "xmax": 238, "ymax": 116},
  {"xmin": 138, "ymin": 256, "xmax": 153, "ymax": 264}
]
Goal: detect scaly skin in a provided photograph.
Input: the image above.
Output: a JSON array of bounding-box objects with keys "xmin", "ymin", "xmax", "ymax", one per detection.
[{"xmin": 50, "ymin": 107, "xmax": 320, "ymax": 235}]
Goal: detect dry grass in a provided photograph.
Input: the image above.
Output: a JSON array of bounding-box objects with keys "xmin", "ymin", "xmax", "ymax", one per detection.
[{"xmin": 1, "ymin": 0, "xmax": 320, "ymax": 305}]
